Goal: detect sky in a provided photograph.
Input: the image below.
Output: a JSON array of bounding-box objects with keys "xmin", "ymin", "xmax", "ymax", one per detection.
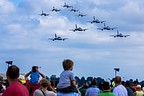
[{"xmin": 0, "ymin": 0, "xmax": 144, "ymax": 81}]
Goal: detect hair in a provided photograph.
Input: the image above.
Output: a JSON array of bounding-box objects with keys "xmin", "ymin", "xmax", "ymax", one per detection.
[
  {"xmin": 125, "ymin": 81, "xmax": 130, "ymax": 87},
  {"xmin": 41, "ymin": 79, "xmax": 50, "ymax": 88},
  {"xmin": 91, "ymin": 79, "xmax": 97, "ymax": 86},
  {"xmin": 42, "ymin": 82, "xmax": 48, "ymax": 88},
  {"xmin": 32, "ymin": 66, "xmax": 38, "ymax": 72},
  {"xmin": 102, "ymin": 82, "xmax": 110, "ymax": 90},
  {"xmin": 6, "ymin": 65, "xmax": 19, "ymax": 79},
  {"xmin": 114, "ymin": 76, "xmax": 121, "ymax": 84},
  {"xmin": 62, "ymin": 59, "xmax": 73, "ymax": 70}
]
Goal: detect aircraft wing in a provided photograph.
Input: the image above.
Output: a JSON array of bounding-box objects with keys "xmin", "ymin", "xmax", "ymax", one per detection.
[
  {"xmin": 124, "ymin": 35, "xmax": 130, "ymax": 37},
  {"xmin": 45, "ymin": 14, "xmax": 49, "ymax": 16},
  {"xmin": 100, "ymin": 21, "xmax": 106, "ymax": 23},
  {"xmin": 109, "ymin": 35, "xmax": 117, "ymax": 38},
  {"xmin": 63, "ymin": 38, "xmax": 68, "ymax": 40},
  {"xmin": 69, "ymin": 29, "xmax": 75, "ymax": 32},
  {"xmin": 83, "ymin": 29, "xmax": 88, "ymax": 31},
  {"xmin": 87, "ymin": 21, "xmax": 93, "ymax": 23},
  {"xmin": 97, "ymin": 28, "xmax": 103, "ymax": 30},
  {"xmin": 111, "ymin": 27, "xmax": 117, "ymax": 30},
  {"xmin": 48, "ymin": 38, "xmax": 55, "ymax": 41}
]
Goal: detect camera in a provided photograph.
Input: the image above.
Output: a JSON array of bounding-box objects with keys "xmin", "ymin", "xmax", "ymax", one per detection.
[{"xmin": 6, "ymin": 61, "xmax": 13, "ymax": 65}]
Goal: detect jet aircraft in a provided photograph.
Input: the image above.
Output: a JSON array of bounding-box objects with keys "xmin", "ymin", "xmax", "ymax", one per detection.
[
  {"xmin": 63, "ymin": 3, "xmax": 73, "ymax": 8},
  {"xmin": 39, "ymin": 11, "xmax": 49, "ymax": 16},
  {"xmin": 77, "ymin": 12, "xmax": 86, "ymax": 17},
  {"xmin": 70, "ymin": 24, "xmax": 88, "ymax": 32},
  {"xmin": 69, "ymin": 7, "xmax": 79, "ymax": 12},
  {"xmin": 51, "ymin": 6, "xmax": 60, "ymax": 12},
  {"xmin": 110, "ymin": 30, "xmax": 130, "ymax": 38},
  {"xmin": 48, "ymin": 34, "xmax": 68, "ymax": 41},
  {"xmin": 87, "ymin": 16, "xmax": 106, "ymax": 24},
  {"xmin": 97, "ymin": 23, "xmax": 117, "ymax": 31}
]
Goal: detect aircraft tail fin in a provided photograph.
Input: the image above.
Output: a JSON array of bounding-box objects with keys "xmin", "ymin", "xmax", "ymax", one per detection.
[
  {"xmin": 93, "ymin": 16, "xmax": 95, "ymax": 20},
  {"xmin": 75, "ymin": 24, "xmax": 77, "ymax": 28},
  {"xmin": 117, "ymin": 30, "xmax": 119, "ymax": 34},
  {"xmin": 104, "ymin": 23, "xmax": 106, "ymax": 27},
  {"xmin": 55, "ymin": 34, "xmax": 57, "ymax": 37}
]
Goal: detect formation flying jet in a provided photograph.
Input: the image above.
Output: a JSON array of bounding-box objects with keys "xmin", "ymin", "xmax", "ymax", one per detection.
[
  {"xmin": 51, "ymin": 6, "xmax": 60, "ymax": 12},
  {"xmin": 110, "ymin": 30, "xmax": 130, "ymax": 38},
  {"xmin": 87, "ymin": 16, "xmax": 106, "ymax": 24},
  {"xmin": 70, "ymin": 24, "xmax": 88, "ymax": 32},
  {"xmin": 97, "ymin": 23, "xmax": 117, "ymax": 31},
  {"xmin": 63, "ymin": 3, "xmax": 73, "ymax": 8},
  {"xmin": 48, "ymin": 34, "xmax": 68, "ymax": 41},
  {"xmin": 39, "ymin": 11, "xmax": 49, "ymax": 16},
  {"xmin": 77, "ymin": 12, "xmax": 86, "ymax": 17},
  {"xmin": 69, "ymin": 7, "xmax": 79, "ymax": 12}
]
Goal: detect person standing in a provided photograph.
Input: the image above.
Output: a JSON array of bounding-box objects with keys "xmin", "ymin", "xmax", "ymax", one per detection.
[
  {"xmin": 112, "ymin": 76, "xmax": 128, "ymax": 96},
  {"xmin": 33, "ymin": 78, "xmax": 57, "ymax": 96},
  {"xmin": 133, "ymin": 84, "xmax": 144, "ymax": 96},
  {"xmin": 98, "ymin": 81, "xmax": 116, "ymax": 96},
  {"xmin": 3, "ymin": 65, "xmax": 29, "ymax": 96},
  {"xmin": 125, "ymin": 81, "xmax": 133, "ymax": 96},
  {"xmin": 85, "ymin": 79, "xmax": 100, "ymax": 96}
]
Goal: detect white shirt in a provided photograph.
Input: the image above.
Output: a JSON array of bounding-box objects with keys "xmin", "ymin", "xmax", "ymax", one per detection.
[
  {"xmin": 113, "ymin": 85, "xmax": 128, "ymax": 96},
  {"xmin": 33, "ymin": 89, "xmax": 57, "ymax": 96}
]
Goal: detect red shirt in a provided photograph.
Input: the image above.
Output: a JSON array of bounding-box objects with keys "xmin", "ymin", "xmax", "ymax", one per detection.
[{"xmin": 3, "ymin": 81, "xmax": 29, "ymax": 96}]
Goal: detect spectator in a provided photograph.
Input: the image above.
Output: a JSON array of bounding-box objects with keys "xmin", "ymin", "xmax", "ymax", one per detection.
[
  {"xmin": 85, "ymin": 79, "xmax": 100, "ymax": 96},
  {"xmin": 25, "ymin": 66, "xmax": 46, "ymax": 84},
  {"xmin": 33, "ymin": 78, "xmax": 57, "ymax": 96},
  {"xmin": 79, "ymin": 83, "xmax": 89, "ymax": 96},
  {"xmin": 0, "ymin": 82, "xmax": 4, "ymax": 96},
  {"xmin": 125, "ymin": 81, "xmax": 133, "ymax": 96},
  {"xmin": 25, "ymin": 66, "xmax": 46, "ymax": 96},
  {"xmin": 3, "ymin": 65, "xmax": 29, "ymax": 96},
  {"xmin": 57, "ymin": 59, "xmax": 81, "ymax": 94},
  {"xmin": 133, "ymin": 84, "xmax": 144, "ymax": 96},
  {"xmin": 98, "ymin": 81, "xmax": 116, "ymax": 96},
  {"xmin": 112, "ymin": 76, "xmax": 128, "ymax": 96}
]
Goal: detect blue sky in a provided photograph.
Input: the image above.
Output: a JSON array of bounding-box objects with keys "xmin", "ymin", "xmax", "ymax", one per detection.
[{"xmin": 0, "ymin": 0, "xmax": 144, "ymax": 81}]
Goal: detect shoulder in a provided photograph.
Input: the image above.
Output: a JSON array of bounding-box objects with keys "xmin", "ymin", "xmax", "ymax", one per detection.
[
  {"xmin": 34, "ymin": 89, "xmax": 41, "ymax": 92},
  {"xmin": 33, "ymin": 89, "xmax": 41, "ymax": 94},
  {"xmin": 98, "ymin": 92, "xmax": 116, "ymax": 96},
  {"xmin": 46, "ymin": 91, "xmax": 57, "ymax": 96},
  {"xmin": 61, "ymin": 70, "xmax": 73, "ymax": 75},
  {"xmin": 114, "ymin": 85, "xmax": 125, "ymax": 89}
]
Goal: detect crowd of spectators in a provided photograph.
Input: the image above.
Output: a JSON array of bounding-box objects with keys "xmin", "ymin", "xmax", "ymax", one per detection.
[{"xmin": 0, "ymin": 59, "xmax": 144, "ymax": 96}]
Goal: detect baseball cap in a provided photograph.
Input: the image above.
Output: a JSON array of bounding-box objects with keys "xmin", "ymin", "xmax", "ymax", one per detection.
[{"xmin": 137, "ymin": 84, "xmax": 141, "ymax": 88}]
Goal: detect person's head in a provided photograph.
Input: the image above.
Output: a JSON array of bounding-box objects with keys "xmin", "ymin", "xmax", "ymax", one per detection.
[
  {"xmin": 6, "ymin": 65, "xmax": 19, "ymax": 80},
  {"xmin": 32, "ymin": 66, "xmax": 38, "ymax": 72},
  {"xmin": 114, "ymin": 76, "xmax": 122, "ymax": 85},
  {"xmin": 125, "ymin": 81, "xmax": 130, "ymax": 87},
  {"xmin": 41, "ymin": 78, "xmax": 50, "ymax": 88},
  {"xmin": 102, "ymin": 82, "xmax": 110, "ymax": 91},
  {"xmin": 62, "ymin": 59, "xmax": 73, "ymax": 70},
  {"xmin": 136, "ymin": 84, "xmax": 141, "ymax": 90},
  {"xmin": 91, "ymin": 79, "xmax": 97, "ymax": 86}
]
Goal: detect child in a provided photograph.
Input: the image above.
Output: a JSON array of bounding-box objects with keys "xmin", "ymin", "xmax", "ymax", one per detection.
[
  {"xmin": 25, "ymin": 66, "xmax": 45, "ymax": 84},
  {"xmin": 25, "ymin": 66, "xmax": 46, "ymax": 96},
  {"xmin": 57, "ymin": 59, "xmax": 80, "ymax": 94}
]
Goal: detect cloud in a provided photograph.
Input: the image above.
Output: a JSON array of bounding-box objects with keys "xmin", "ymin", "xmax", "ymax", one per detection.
[{"xmin": 1, "ymin": 0, "xmax": 144, "ymax": 81}]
